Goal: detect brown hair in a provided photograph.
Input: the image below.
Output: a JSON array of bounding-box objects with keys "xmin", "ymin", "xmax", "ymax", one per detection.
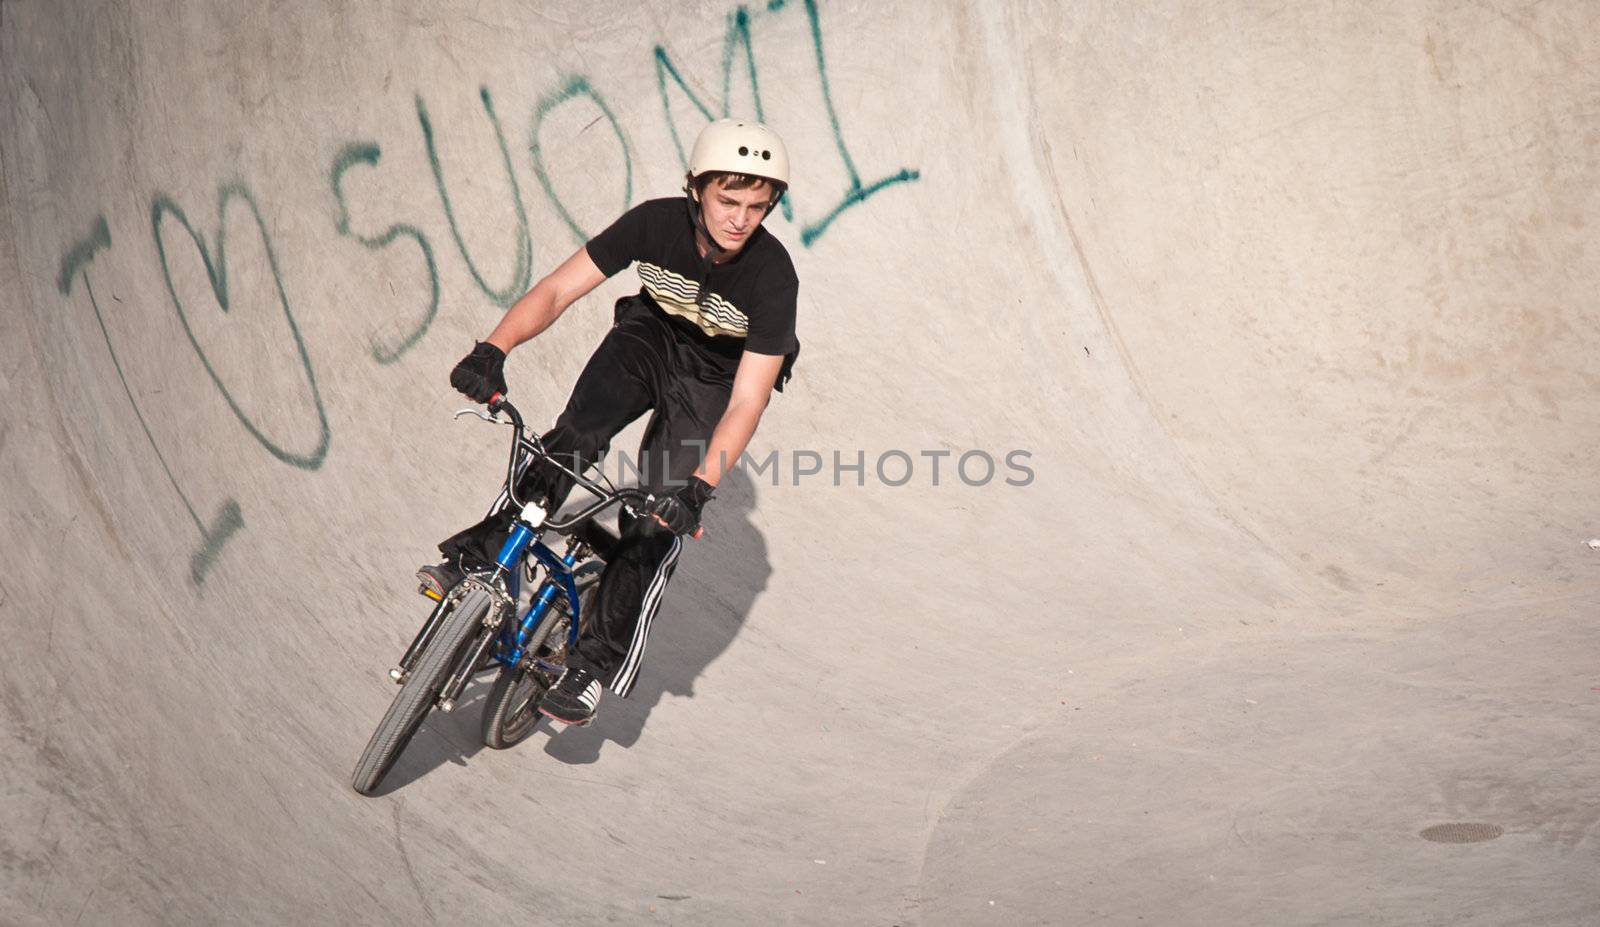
[{"xmin": 686, "ymin": 171, "xmax": 788, "ymax": 208}]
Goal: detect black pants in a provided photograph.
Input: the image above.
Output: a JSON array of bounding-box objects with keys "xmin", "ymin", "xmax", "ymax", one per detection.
[{"xmin": 440, "ymin": 297, "xmax": 733, "ymax": 697}]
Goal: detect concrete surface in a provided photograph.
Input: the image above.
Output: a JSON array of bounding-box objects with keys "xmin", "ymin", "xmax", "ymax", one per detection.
[{"xmin": 3, "ymin": 1, "xmax": 1598, "ymax": 924}]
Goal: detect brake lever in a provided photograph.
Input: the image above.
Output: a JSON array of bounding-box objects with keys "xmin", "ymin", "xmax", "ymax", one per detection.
[{"xmin": 453, "ymin": 407, "xmax": 505, "ymax": 424}]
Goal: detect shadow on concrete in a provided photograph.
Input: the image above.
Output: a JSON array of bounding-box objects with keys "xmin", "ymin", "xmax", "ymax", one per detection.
[
  {"xmin": 543, "ymin": 466, "xmax": 769, "ymax": 765},
  {"xmin": 369, "ymin": 677, "xmax": 496, "ymax": 796}
]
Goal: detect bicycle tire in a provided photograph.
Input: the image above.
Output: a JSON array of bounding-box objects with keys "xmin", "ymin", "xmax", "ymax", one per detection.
[
  {"xmin": 352, "ymin": 587, "xmax": 494, "ymax": 794},
  {"xmin": 481, "ymin": 560, "xmax": 602, "ymax": 749}
]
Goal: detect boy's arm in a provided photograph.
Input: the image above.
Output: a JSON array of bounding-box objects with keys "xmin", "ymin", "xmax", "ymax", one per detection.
[
  {"xmin": 485, "ymin": 246, "xmax": 608, "ymax": 353},
  {"xmin": 695, "ymin": 351, "xmax": 784, "ymax": 488}
]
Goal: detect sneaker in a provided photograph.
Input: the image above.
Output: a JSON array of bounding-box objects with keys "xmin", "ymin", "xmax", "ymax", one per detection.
[
  {"xmin": 539, "ymin": 666, "xmax": 602, "ymax": 726},
  {"xmin": 417, "ymin": 552, "xmax": 501, "ymax": 600},
  {"xmin": 416, "ymin": 561, "xmax": 463, "ymax": 601}
]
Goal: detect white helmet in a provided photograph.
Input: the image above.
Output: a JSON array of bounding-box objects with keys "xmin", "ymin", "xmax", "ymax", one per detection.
[{"xmin": 688, "ymin": 118, "xmax": 789, "ymax": 189}]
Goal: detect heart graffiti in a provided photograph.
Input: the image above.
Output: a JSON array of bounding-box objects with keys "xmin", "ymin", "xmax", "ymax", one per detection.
[{"xmin": 151, "ymin": 184, "xmax": 331, "ymax": 471}]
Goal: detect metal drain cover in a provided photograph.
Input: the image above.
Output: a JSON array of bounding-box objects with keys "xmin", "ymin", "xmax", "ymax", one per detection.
[{"xmin": 1420, "ymin": 822, "xmax": 1504, "ymax": 844}]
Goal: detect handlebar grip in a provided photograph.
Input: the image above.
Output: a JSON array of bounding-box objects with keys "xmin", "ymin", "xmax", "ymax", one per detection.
[{"xmin": 488, "ymin": 395, "xmax": 524, "ymax": 431}]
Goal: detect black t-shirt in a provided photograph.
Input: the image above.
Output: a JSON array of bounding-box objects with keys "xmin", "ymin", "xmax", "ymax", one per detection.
[{"xmin": 585, "ymin": 197, "xmax": 799, "ymax": 391}]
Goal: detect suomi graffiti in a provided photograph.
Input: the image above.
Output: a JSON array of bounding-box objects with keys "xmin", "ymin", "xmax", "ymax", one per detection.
[
  {"xmin": 532, "ymin": 76, "xmax": 633, "ymax": 244},
  {"xmin": 418, "ymin": 87, "xmax": 534, "ymax": 308},
  {"xmin": 55, "ymin": 1, "xmax": 919, "ymax": 585},
  {"xmin": 652, "ymin": 0, "xmax": 921, "ymax": 242},
  {"xmin": 330, "ymin": 143, "xmax": 441, "ymax": 365}
]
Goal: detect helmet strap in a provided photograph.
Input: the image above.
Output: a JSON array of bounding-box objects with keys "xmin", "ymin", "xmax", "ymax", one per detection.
[{"xmin": 685, "ymin": 191, "xmax": 727, "ymax": 307}]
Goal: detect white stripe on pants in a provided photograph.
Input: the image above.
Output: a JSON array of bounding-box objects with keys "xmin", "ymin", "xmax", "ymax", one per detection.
[{"xmin": 608, "ymin": 535, "xmax": 681, "ymax": 697}]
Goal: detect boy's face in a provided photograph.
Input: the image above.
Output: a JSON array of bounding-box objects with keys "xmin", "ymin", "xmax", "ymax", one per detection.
[{"xmin": 696, "ymin": 177, "xmax": 776, "ymax": 254}]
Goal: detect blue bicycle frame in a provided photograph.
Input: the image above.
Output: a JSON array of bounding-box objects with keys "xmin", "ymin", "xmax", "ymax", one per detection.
[{"xmin": 492, "ymin": 515, "xmax": 586, "ymax": 668}]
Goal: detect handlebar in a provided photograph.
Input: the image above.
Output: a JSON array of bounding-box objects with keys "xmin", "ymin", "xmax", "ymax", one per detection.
[{"xmin": 482, "ymin": 396, "xmax": 652, "ymax": 532}]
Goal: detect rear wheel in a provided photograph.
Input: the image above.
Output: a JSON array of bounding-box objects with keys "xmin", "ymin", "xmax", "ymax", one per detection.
[
  {"xmin": 482, "ymin": 561, "xmax": 601, "ymax": 749},
  {"xmin": 352, "ymin": 587, "xmax": 494, "ymax": 794}
]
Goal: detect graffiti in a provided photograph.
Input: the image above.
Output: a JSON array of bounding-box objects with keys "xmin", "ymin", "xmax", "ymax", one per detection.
[
  {"xmin": 530, "ymin": 76, "xmax": 633, "ymax": 244},
  {"xmin": 330, "ymin": 143, "xmax": 441, "ymax": 364},
  {"xmin": 418, "ymin": 87, "xmax": 533, "ymax": 308},
  {"xmin": 57, "ymin": 216, "xmax": 243, "ymax": 586},
  {"xmin": 54, "ymin": 1, "xmax": 918, "ymax": 587},
  {"xmin": 55, "ymin": 217, "xmax": 113, "ymax": 295},
  {"xmin": 652, "ymin": 0, "xmax": 920, "ymax": 243},
  {"xmin": 655, "ymin": 6, "xmax": 789, "ymax": 219},
  {"xmin": 791, "ymin": 0, "xmax": 921, "ymax": 245},
  {"xmin": 152, "ymin": 184, "xmax": 331, "ymax": 471}
]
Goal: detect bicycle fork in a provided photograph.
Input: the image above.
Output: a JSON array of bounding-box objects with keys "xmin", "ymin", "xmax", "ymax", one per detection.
[
  {"xmin": 390, "ymin": 592, "xmax": 453, "ymax": 683},
  {"xmin": 435, "ymin": 598, "xmax": 506, "ymax": 713},
  {"xmin": 431, "ymin": 536, "xmax": 591, "ymax": 711},
  {"xmin": 434, "ymin": 505, "xmax": 556, "ymax": 711},
  {"xmin": 389, "ymin": 500, "xmax": 549, "ymax": 685}
]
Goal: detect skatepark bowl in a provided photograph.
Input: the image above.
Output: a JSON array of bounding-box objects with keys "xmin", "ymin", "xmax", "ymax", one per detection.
[{"xmin": 4, "ymin": 2, "xmax": 1599, "ymax": 924}]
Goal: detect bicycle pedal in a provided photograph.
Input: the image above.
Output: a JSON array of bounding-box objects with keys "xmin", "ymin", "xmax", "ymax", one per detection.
[{"xmin": 419, "ymin": 583, "xmax": 443, "ymax": 603}]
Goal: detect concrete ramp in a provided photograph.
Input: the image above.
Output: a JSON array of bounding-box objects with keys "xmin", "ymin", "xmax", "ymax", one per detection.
[{"xmin": 4, "ymin": 2, "xmax": 1598, "ymax": 923}]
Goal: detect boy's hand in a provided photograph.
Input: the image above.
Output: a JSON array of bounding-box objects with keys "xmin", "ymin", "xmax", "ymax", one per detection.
[
  {"xmin": 451, "ymin": 342, "xmax": 507, "ymax": 403},
  {"xmin": 648, "ymin": 477, "xmax": 715, "ymax": 537}
]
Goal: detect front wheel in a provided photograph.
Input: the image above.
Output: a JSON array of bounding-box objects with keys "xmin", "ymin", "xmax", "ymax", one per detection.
[
  {"xmin": 481, "ymin": 561, "xmax": 601, "ymax": 749},
  {"xmin": 352, "ymin": 587, "xmax": 494, "ymax": 794}
]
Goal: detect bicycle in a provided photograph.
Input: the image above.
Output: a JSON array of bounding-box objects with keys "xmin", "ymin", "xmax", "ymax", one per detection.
[{"xmin": 351, "ymin": 396, "xmax": 650, "ymax": 795}]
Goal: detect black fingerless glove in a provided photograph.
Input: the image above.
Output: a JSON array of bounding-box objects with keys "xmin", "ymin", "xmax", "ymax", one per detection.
[
  {"xmin": 450, "ymin": 342, "xmax": 507, "ymax": 403},
  {"xmin": 648, "ymin": 477, "xmax": 715, "ymax": 536}
]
